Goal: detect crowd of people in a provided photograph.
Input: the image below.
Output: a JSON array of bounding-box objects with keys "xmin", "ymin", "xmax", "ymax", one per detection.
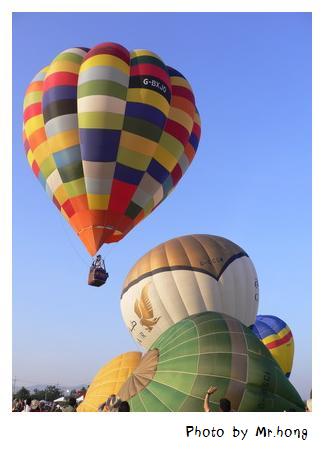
[
  {"xmin": 12, "ymin": 395, "xmax": 131, "ymax": 413},
  {"xmin": 12, "ymin": 386, "xmax": 312, "ymax": 412},
  {"xmin": 12, "ymin": 389, "xmax": 226, "ymax": 413},
  {"xmin": 12, "ymin": 397, "xmax": 78, "ymax": 412}
]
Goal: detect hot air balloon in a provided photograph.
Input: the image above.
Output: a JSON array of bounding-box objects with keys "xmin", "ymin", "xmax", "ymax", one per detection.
[
  {"xmin": 77, "ymin": 351, "xmax": 142, "ymax": 412},
  {"xmin": 250, "ymin": 315, "xmax": 294, "ymax": 377},
  {"xmin": 117, "ymin": 312, "xmax": 304, "ymax": 412},
  {"xmin": 120, "ymin": 234, "xmax": 259, "ymax": 348},
  {"xmin": 23, "ymin": 43, "xmax": 201, "ymax": 285}
]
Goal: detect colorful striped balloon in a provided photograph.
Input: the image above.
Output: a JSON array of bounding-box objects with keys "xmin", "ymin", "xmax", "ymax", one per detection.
[
  {"xmin": 23, "ymin": 43, "xmax": 201, "ymax": 256},
  {"xmin": 250, "ymin": 315, "xmax": 294, "ymax": 377}
]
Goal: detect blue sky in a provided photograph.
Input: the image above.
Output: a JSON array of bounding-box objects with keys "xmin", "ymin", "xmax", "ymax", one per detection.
[{"xmin": 12, "ymin": 12, "xmax": 311, "ymax": 399}]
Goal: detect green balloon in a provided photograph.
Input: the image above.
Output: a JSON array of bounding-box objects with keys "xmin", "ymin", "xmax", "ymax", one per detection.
[{"xmin": 118, "ymin": 312, "xmax": 304, "ymax": 411}]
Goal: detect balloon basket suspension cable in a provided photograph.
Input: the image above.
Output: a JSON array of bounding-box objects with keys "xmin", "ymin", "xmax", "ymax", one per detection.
[
  {"xmin": 57, "ymin": 211, "xmax": 116, "ymax": 286},
  {"xmin": 56, "ymin": 214, "xmax": 89, "ymax": 269}
]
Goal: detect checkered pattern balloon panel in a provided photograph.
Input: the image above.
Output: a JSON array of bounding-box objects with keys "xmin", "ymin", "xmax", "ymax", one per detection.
[{"xmin": 23, "ymin": 43, "xmax": 201, "ymax": 255}]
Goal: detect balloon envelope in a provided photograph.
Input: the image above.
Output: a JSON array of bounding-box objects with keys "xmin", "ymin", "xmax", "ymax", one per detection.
[
  {"xmin": 23, "ymin": 43, "xmax": 201, "ymax": 255},
  {"xmin": 250, "ymin": 315, "xmax": 294, "ymax": 377},
  {"xmin": 118, "ymin": 312, "xmax": 304, "ymax": 412},
  {"xmin": 77, "ymin": 351, "xmax": 142, "ymax": 412},
  {"xmin": 121, "ymin": 234, "xmax": 259, "ymax": 348}
]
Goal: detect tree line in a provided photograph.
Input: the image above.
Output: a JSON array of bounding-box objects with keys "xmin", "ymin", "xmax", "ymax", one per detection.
[{"xmin": 13, "ymin": 385, "xmax": 87, "ymax": 402}]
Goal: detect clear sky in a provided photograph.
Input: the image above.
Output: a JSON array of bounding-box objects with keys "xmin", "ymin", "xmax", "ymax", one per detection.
[{"xmin": 12, "ymin": 12, "xmax": 311, "ymax": 399}]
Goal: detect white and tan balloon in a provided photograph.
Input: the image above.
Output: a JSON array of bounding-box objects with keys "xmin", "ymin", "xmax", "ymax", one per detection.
[{"xmin": 120, "ymin": 234, "xmax": 259, "ymax": 349}]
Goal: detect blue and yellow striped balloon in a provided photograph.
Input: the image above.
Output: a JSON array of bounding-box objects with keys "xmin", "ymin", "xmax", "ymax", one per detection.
[{"xmin": 250, "ymin": 315, "xmax": 294, "ymax": 377}]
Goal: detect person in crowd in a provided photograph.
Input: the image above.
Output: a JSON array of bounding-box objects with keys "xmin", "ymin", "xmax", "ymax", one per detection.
[
  {"xmin": 118, "ymin": 401, "xmax": 130, "ymax": 412},
  {"xmin": 50, "ymin": 402, "xmax": 60, "ymax": 412},
  {"xmin": 30, "ymin": 399, "xmax": 41, "ymax": 412},
  {"xmin": 12, "ymin": 399, "xmax": 22, "ymax": 412},
  {"xmin": 98, "ymin": 394, "xmax": 121, "ymax": 412},
  {"xmin": 62, "ymin": 397, "xmax": 77, "ymax": 412},
  {"xmin": 23, "ymin": 397, "xmax": 32, "ymax": 412},
  {"xmin": 51, "ymin": 403, "xmax": 62, "ymax": 412},
  {"xmin": 219, "ymin": 398, "xmax": 231, "ymax": 412},
  {"xmin": 306, "ymin": 389, "xmax": 312, "ymax": 411},
  {"xmin": 98, "ymin": 401, "xmax": 107, "ymax": 412},
  {"xmin": 204, "ymin": 386, "xmax": 231, "ymax": 412},
  {"xmin": 39, "ymin": 400, "xmax": 46, "ymax": 412},
  {"xmin": 305, "ymin": 398, "xmax": 312, "ymax": 412}
]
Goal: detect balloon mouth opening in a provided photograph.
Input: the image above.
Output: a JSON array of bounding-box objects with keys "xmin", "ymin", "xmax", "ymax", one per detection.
[
  {"xmin": 118, "ymin": 349, "xmax": 159, "ymax": 400},
  {"xmin": 77, "ymin": 225, "xmax": 123, "ymax": 255}
]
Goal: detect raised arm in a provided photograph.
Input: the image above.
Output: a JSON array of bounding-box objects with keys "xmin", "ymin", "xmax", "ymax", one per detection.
[{"xmin": 204, "ymin": 386, "xmax": 218, "ymax": 412}]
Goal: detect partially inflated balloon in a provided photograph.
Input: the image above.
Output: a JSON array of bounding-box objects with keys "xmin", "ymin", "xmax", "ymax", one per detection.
[
  {"xmin": 250, "ymin": 315, "xmax": 294, "ymax": 377},
  {"xmin": 117, "ymin": 312, "xmax": 304, "ymax": 412},
  {"xmin": 121, "ymin": 234, "xmax": 259, "ymax": 348},
  {"xmin": 77, "ymin": 351, "xmax": 142, "ymax": 412},
  {"xmin": 23, "ymin": 43, "xmax": 201, "ymax": 256}
]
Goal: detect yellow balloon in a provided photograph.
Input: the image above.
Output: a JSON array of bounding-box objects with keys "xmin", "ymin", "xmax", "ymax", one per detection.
[{"xmin": 77, "ymin": 351, "xmax": 142, "ymax": 412}]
